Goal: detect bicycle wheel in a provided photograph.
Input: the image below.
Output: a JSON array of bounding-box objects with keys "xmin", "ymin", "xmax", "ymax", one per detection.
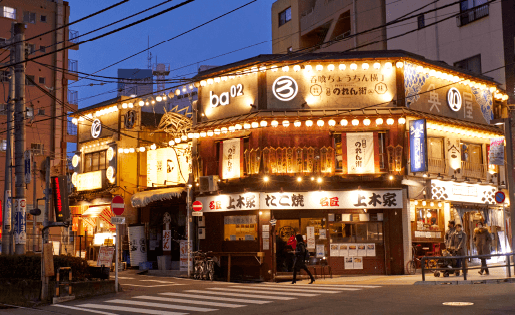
[{"xmin": 406, "ymin": 260, "xmax": 416, "ymax": 275}]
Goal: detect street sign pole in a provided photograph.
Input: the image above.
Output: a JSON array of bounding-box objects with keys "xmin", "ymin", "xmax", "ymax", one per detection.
[
  {"xmin": 111, "ymin": 196, "xmax": 124, "ymax": 293},
  {"xmin": 115, "ymin": 222, "xmax": 118, "ymax": 293}
]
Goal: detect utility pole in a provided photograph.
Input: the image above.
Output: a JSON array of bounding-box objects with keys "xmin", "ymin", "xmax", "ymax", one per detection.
[
  {"xmin": 13, "ymin": 23, "xmax": 26, "ymax": 254},
  {"xmin": 32, "ymin": 154, "xmax": 36, "ymax": 252},
  {"xmin": 2, "ymin": 23, "xmax": 15, "ymax": 254},
  {"xmin": 41, "ymin": 156, "xmax": 50, "ymax": 301}
]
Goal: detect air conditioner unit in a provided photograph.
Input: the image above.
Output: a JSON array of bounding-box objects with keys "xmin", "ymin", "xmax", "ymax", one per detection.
[{"xmin": 199, "ymin": 175, "xmax": 219, "ymax": 193}]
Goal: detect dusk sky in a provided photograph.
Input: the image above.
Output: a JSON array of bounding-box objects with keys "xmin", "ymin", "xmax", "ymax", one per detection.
[{"xmin": 68, "ymin": 0, "xmax": 274, "ymax": 109}]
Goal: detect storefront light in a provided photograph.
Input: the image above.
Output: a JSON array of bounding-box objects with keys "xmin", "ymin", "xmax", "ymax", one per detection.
[
  {"xmin": 297, "ymin": 177, "xmax": 302, "ymax": 182},
  {"xmin": 71, "ymin": 172, "xmax": 78, "ymax": 186},
  {"xmin": 271, "ymin": 120, "xmax": 279, "ymax": 127},
  {"xmin": 316, "ymin": 65, "xmax": 323, "ymax": 71},
  {"xmin": 175, "ymin": 137, "xmax": 182, "ymax": 144},
  {"xmin": 259, "ymin": 67, "xmax": 266, "ymax": 73},
  {"xmin": 415, "ymin": 65, "xmax": 423, "ymax": 72},
  {"xmin": 282, "ymin": 120, "xmax": 290, "ymax": 127},
  {"xmin": 263, "ymin": 176, "xmax": 269, "ymax": 182},
  {"xmin": 221, "ymin": 127, "xmax": 228, "ymax": 134},
  {"xmin": 305, "ymin": 65, "xmax": 312, "ymax": 72},
  {"xmin": 293, "ymin": 120, "xmax": 301, "ymax": 127},
  {"xmin": 139, "ymin": 146, "xmax": 146, "ymax": 152},
  {"xmin": 328, "ymin": 119, "xmax": 336, "ymax": 126},
  {"xmin": 422, "ymin": 200, "xmax": 427, "ymax": 206},
  {"xmin": 129, "ymin": 148, "xmax": 134, "ymax": 153},
  {"xmin": 123, "ymin": 148, "xmax": 129, "ymax": 154},
  {"xmin": 317, "ymin": 177, "xmax": 323, "ymax": 183},
  {"xmin": 260, "ymin": 120, "xmax": 268, "ymax": 127},
  {"xmin": 244, "ymin": 123, "xmax": 251, "ymax": 129},
  {"xmin": 106, "ymin": 166, "xmax": 115, "ymax": 183},
  {"xmin": 156, "ymin": 95, "xmax": 162, "ymax": 102},
  {"xmin": 376, "ymin": 118, "xmax": 383, "ymax": 125},
  {"xmin": 72, "ymin": 155, "xmax": 80, "ymax": 167},
  {"xmin": 387, "ymin": 118, "xmax": 394, "ymax": 125},
  {"xmin": 430, "ymin": 202, "xmax": 435, "ymax": 207},
  {"xmin": 214, "ymin": 129, "xmax": 221, "ymax": 135},
  {"xmin": 151, "ymin": 144, "xmax": 157, "ymax": 150},
  {"xmin": 396, "ymin": 61, "xmax": 404, "ymax": 68},
  {"xmin": 94, "ymin": 233, "xmax": 115, "ymax": 246},
  {"xmin": 200, "ymin": 80, "xmax": 207, "ymax": 86},
  {"xmin": 282, "ymin": 66, "xmax": 289, "ymax": 72},
  {"xmin": 362, "ymin": 63, "xmax": 369, "ymax": 70},
  {"xmin": 339, "ymin": 64, "xmax": 346, "ymax": 70},
  {"xmin": 235, "ymin": 124, "xmax": 242, "ymax": 130},
  {"xmin": 200, "ymin": 131, "xmax": 207, "ymax": 138},
  {"xmin": 317, "ymin": 119, "xmax": 324, "ymax": 127},
  {"xmin": 193, "ymin": 133, "xmax": 200, "ymax": 138},
  {"xmin": 438, "ymin": 202, "xmax": 442, "ymax": 207},
  {"xmin": 188, "ymin": 133, "xmax": 194, "ymax": 138},
  {"xmin": 363, "ymin": 118, "xmax": 371, "ymax": 126},
  {"xmin": 118, "ymin": 148, "xmax": 124, "ymax": 154},
  {"xmin": 384, "ymin": 62, "xmax": 392, "ymax": 70},
  {"xmin": 398, "ymin": 117, "xmax": 406, "ymax": 124},
  {"xmin": 182, "ymin": 135, "xmax": 188, "ymax": 141},
  {"xmin": 122, "ymin": 103, "xmax": 128, "ymax": 109},
  {"xmin": 352, "ymin": 119, "xmax": 359, "ymax": 126},
  {"xmin": 229, "ymin": 126, "xmax": 235, "ymax": 132},
  {"xmin": 373, "ymin": 62, "xmax": 381, "ymax": 70},
  {"xmin": 414, "ymin": 200, "xmax": 418, "ymax": 205},
  {"xmin": 207, "ymin": 130, "xmax": 214, "ymax": 136},
  {"xmin": 489, "ymin": 86, "xmax": 497, "ymax": 92},
  {"xmin": 340, "ymin": 119, "xmax": 348, "ymax": 126},
  {"xmin": 350, "ymin": 63, "xmax": 357, "ymax": 70},
  {"xmin": 271, "ymin": 66, "xmax": 278, "ymax": 72},
  {"xmin": 328, "ymin": 64, "xmax": 335, "ymax": 71},
  {"xmin": 251, "ymin": 122, "xmax": 259, "ymax": 128},
  {"xmin": 305, "ymin": 120, "xmax": 313, "ymax": 127},
  {"xmin": 293, "ymin": 65, "xmax": 301, "ymax": 72},
  {"xmin": 72, "ymin": 118, "xmax": 78, "ymax": 125}
]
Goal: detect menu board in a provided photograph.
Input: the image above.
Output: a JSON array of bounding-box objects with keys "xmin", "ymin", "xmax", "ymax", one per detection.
[
  {"xmin": 353, "ymin": 257, "xmax": 363, "ymax": 269},
  {"xmin": 357, "ymin": 244, "xmax": 367, "ymax": 256},
  {"xmin": 330, "ymin": 244, "xmax": 339, "ymax": 256},
  {"xmin": 345, "ymin": 257, "xmax": 354, "ymax": 269},
  {"xmin": 339, "ymin": 244, "xmax": 348, "ymax": 257},
  {"xmin": 330, "ymin": 243, "xmax": 377, "ymax": 257}
]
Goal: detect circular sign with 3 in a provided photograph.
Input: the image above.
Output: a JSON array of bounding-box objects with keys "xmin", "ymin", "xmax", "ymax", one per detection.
[{"xmin": 273, "ymin": 76, "xmax": 298, "ymax": 101}]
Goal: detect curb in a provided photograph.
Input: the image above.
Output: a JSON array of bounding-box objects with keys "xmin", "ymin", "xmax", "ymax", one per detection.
[{"xmin": 414, "ymin": 278, "xmax": 515, "ymax": 285}]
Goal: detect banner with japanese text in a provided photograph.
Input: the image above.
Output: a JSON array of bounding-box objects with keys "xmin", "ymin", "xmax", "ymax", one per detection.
[
  {"xmin": 409, "ymin": 119, "xmax": 427, "ymax": 172},
  {"xmin": 222, "ymin": 139, "xmax": 240, "ymax": 179},
  {"xmin": 196, "ymin": 190, "xmax": 402, "ymax": 211},
  {"xmin": 347, "ymin": 132, "xmax": 374, "ymax": 174},
  {"xmin": 489, "ymin": 137, "xmax": 504, "ymax": 166}
]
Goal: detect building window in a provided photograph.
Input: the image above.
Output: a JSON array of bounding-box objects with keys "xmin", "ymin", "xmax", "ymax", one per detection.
[
  {"xmin": 428, "ymin": 137, "xmax": 445, "ymax": 173},
  {"xmin": 39, "ymin": 45, "xmax": 46, "ymax": 53},
  {"xmin": 454, "ymin": 54, "xmax": 481, "ymax": 74},
  {"xmin": 38, "ymin": 77, "xmax": 45, "ymax": 84},
  {"xmin": 84, "ymin": 150, "xmax": 107, "ymax": 173},
  {"xmin": 31, "ymin": 143, "xmax": 44, "ymax": 155},
  {"xmin": 224, "ymin": 215, "xmax": 258, "ymax": 241},
  {"xmin": 279, "ymin": 7, "xmax": 291, "ymax": 27},
  {"xmin": 329, "ymin": 221, "xmax": 383, "ymax": 244},
  {"xmin": 417, "ymin": 14, "xmax": 425, "ymax": 29},
  {"xmin": 23, "ymin": 11, "xmax": 36, "ymax": 24},
  {"xmin": 27, "ymin": 44, "xmax": 36, "ymax": 55},
  {"xmin": 458, "ymin": 0, "xmax": 489, "ymax": 26},
  {"xmin": 461, "ymin": 143, "xmax": 482, "ymax": 164},
  {"xmin": 26, "ymin": 75, "xmax": 35, "ymax": 86},
  {"xmin": 378, "ymin": 132, "xmax": 387, "ymax": 171},
  {"xmin": 1, "ymin": 71, "xmax": 9, "ymax": 82},
  {"xmin": 2, "ymin": 6, "xmax": 16, "ymax": 19},
  {"xmin": 40, "ymin": 15, "xmax": 47, "ymax": 22},
  {"xmin": 0, "ymin": 104, "xmax": 7, "ymax": 115},
  {"xmin": 0, "ymin": 38, "xmax": 6, "ymax": 48},
  {"xmin": 333, "ymin": 134, "xmax": 343, "ymax": 172},
  {"xmin": 38, "ymin": 108, "xmax": 45, "ymax": 116}
]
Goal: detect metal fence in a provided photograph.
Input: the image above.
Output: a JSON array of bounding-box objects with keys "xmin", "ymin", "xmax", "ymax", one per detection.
[{"xmin": 421, "ymin": 252, "xmax": 515, "ymax": 281}]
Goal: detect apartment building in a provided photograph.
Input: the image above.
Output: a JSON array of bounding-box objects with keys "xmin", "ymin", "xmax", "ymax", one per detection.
[
  {"xmin": 271, "ymin": 0, "xmax": 386, "ymax": 54},
  {"xmin": 0, "ymin": 0, "xmax": 78, "ymax": 248}
]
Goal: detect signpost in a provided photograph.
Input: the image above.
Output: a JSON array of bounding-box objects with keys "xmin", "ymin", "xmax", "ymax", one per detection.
[
  {"xmin": 192, "ymin": 200, "xmax": 203, "ymax": 217},
  {"xmin": 24, "ymin": 151, "xmax": 31, "ymax": 184},
  {"xmin": 495, "ymin": 191, "xmax": 506, "ymax": 204},
  {"xmin": 111, "ymin": 195, "xmax": 124, "ymax": 293}
]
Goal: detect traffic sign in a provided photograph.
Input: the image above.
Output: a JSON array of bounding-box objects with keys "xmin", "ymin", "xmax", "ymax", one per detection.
[
  {"xmin": 192, "ymin": 211, "xmax": 203, "ymax": 217},
  {"xmin": 270, "ymin": 219, "xmax": 277, "ymax": 226},
  {"xmin": 111, "ymin": 216, "xmax": 126, "ymax": 224},
  {"xmin": 192, "ymin": 200, "xmax": 203, "ymax": 212},
  {"xmin": 495, "ymin": 191, "xmax": 506, "ymax": 204},
  {"xmin": 111, "ymin": 195, "xmax": 125, "ymax": 215}
]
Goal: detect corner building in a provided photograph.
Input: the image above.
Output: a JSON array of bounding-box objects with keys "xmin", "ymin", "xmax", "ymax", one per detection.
[{"xmin": 192, "ymin": 51, "xmax": 509, "ymax": 281}]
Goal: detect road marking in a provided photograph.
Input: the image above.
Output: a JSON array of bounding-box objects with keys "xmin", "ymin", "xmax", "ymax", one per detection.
[
  {"xmin": 140, "ymin": 280, "xmax": 179, "ymax": 284},
  {"xmin": 185, "ymin": 290, "xmax": 295, "ymax": 300},
  {"xmin": 160, "ymin": 292, "xmax": 272, "ymax": 304},
  {"xmin": 110, "ymin": 276, "xmax": 134, "ymax": 280},
  {"xmin": 209, "ymin": 287, "xmax": 318, "ymax": 297},
  {"xmin": 78, "ymin": 304, "xmax": 186, "ymax": 315},
  {"xmin": 106, "ymin": 299, "xmax": 217, "ymax": 312},
  {"xmin": 52, "ymin": 304, "xmax": 119, "ymax": 315},
  {"xmin": 134, "ymin": 295, "xmax": 245, "ymax": 308},
  {"xmin": 255, "ymin": 284, "xmax": 361, "ymax": 291},
  {"xmin": 127, "ymin": 284, "xmax": 184, "ymax": 287},
  {"xmin": 230, "ymin": 285, "xmax": 344, "ymax": 293},
  {"xmin": 443, "ymin": 302, "xmax": 474, "ymax": 306},
  {"xmin": 259, "ymin": 282, "xmax": 382, "ymax": 288}
]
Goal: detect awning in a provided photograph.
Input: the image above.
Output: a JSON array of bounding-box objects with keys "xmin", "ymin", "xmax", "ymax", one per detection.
[
  {"xmin": 131, "ymin": 187, "xmax": 186, "ymax": 208},
  {"xmin": 81, "ymin": 206, "xmax": 114, "ymax": 230}
]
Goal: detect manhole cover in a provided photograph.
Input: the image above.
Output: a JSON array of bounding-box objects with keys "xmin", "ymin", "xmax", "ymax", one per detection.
[{"xmin": 443, "ymin": 302, "xmax": 474, "ymax": 306}]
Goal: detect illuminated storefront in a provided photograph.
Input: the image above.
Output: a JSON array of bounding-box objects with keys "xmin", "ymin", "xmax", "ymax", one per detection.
[{"xmin": 190, "ymin": 51, "xmax": 509, "ymax": 280}]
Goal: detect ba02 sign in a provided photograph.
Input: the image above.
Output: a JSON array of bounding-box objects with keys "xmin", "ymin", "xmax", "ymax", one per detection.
[
  {"xmin": 210, "ymin": 84, "xmax": 244, "ymax": 107},
  {"xmin": 409, "ymin": 119, "xmax": 428, "ymax": 173}
]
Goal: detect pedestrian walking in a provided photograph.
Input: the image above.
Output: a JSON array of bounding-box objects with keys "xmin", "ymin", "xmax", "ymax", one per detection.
[
  {"xmin": 444, "ymin": 220, "xmax": 456, "ymax": 250},
  {"xmin": 292, "ymin": 234, "xmax": 315, "ymax": 284},
  {"xmin": 449, "ymin": 223, "xmax": 467, "ymax": 275},
  {"xmin": 473, "ymin": 222, "xmax": 492, "ymax": 275}
]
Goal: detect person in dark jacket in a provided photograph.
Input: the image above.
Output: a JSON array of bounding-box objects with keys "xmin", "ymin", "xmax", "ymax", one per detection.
[
  {"xmin": 449, "ymin": 223, "xmax": 467, "ymax": 275},
  {"xmin": 292, "ymin": 234, "xmax": 315, "ymax": 284},
  {"xmin": 474, "ymin": 222, "xmax": 492, "ymax": 275},
  {"xmin": 444, "ymin": 220, "xmax": 456, "ymax": 249}
]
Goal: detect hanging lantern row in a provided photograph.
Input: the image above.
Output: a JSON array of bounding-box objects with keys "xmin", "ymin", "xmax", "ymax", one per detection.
[
  {"xmin": 426, "ymin": 121, "xmax": 503, "ymax": 139},
  {"xmin": 413, "ymin": 200, "xmax": 443, "ymax": 208}
]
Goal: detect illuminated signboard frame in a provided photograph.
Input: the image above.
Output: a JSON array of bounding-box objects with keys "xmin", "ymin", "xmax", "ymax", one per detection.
[{"xmin": 76, "ymin": 170, "xmax": 104, "ymax": 191}]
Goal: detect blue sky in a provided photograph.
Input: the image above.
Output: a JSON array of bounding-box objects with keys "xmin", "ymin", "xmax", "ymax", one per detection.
[{"xmin": 68, "ymin": 0, "xmax": 274, "ymax": 108}]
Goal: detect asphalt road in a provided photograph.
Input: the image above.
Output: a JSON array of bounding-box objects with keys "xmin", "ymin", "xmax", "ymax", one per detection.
[{"xmin": 1, "ymin": 273, "xmax": 514, "ymax": 315}]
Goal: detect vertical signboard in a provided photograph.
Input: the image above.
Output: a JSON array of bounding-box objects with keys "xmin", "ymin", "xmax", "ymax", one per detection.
[
  {"xmin": 409, "ymin": 119, "xmax": 428, "ymax": 173},
  {"xmin": 4, "ymin": 190, "xmax": 11, "ymax": 230},
  {"xmin": 222, "ymin": 139, "xmax": 241, "ymax": 179},
  {"xmin": 13, "ymin": 199, "xmax": 26, "ymax": 245},
  {"xmin": 52, "ymin": 176, "xmax": 70, "ymax": 222},
  {"xmin": 489, "ymin": 137, "xmax": 504, "ymax": 166},
  {"xmin": 346, "ymin": 132, "xmax": 374, "ymax": 174},
  {"xmin": 24, "ymin": 150, "xmax": 31, "ymax": 184}
]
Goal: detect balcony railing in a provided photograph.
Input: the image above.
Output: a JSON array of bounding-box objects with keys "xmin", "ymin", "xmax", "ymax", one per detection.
[
  {"xmin": 461, "ymin": 161, "xmax": 487, "ymax": 179},
  {"xmin": 67, "ymin": 90, "xmax": 78, "ymax": 105},
  {"xmin": 69, "ymin": 30, "xmax": 79, "ymax": 44},
  {"xmin": 456, "ymin": 4, "xmax": 489, "ymax": 27},
  {"xmin": 428, "ymin": 157, "xmax": 446, "ymax": 174},
  {"xmin": 68, "ymin": 59, "xmax": 78, "ymax": 73}
]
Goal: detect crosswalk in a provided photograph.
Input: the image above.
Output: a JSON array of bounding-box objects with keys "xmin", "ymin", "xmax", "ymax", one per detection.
[
  {"xmin": 53, "ymin": 283, "xmax": 381, "ymax": 315},
  {"xmin": 109, "ymin": 276, "xmax": 185, "ymax": 288}
]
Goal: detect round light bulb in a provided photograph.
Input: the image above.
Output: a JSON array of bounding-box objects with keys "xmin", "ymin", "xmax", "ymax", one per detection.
[
  {"xmin": 398, "ymin": 117, "xmax": 406, "ymax": 124},
  {"xmin": 293, "ymin": 65, "xmax": 301, "ymax": 72},
  {"xmin": 350, "ymin": 63, "xmax": 357, "ymax": 70},
  {"xmin": 305, "ymin": 120, "xmax": 313, "ymax": 127},
  {"xmin": 362, "ymin": 63, "xmax": 369, "ymax": 70},
  {"xmin": 317, "ymin": 119, "xmax": 324, "ymax": 127},
  {"xmin": 244, "ymin": 123, "xmax": 251, "ymax": 129},
  {"xmin": 200, "ymin": 131, "xmax": 206, "ymax": 137},
  {"xmin": 207, "ymin": 130, "xmax": 214, "ymax": 136},
  {"xmin": 352, "ymin": 119, "xmax": 359, "ymax": 126},
  {"xmin": 328, "ymin": 119, "xmax": 336, "ymax": 126},
  {"xmin": 327, "ymin": 64, "xmax": 335, "ymax": 71},
  {"xmin": 260, "ymin": 120, "xmax": 268, "ymax": 127},
  {"xmin": 251, "ymin": 122, "xmax": 259, "ymax": 128},
  {"xmin": 340, "ymin": 119, "xmax": 348, "ymax": 126},
  {"xmin": 339, "ymin": 64, "xmax": 346, "ymax": 70},
  {"xmin": 387, "ymin": 118, "xmax": 394, "ymax": 125},
  {"xmin": 363, "ymin": 118, "xmax": 371, "ymax": 126},
  {"xmin": 316, "ymin": 65, "xmax": 323, "ymax": 71},
  {"xmin": 396, "ymin": 61, "xmax": 404, "ymax": 68},
  {"xmin": 373, "ymin": 62, "xmax": 381, "ymax": 69},
  {"xmin": 376, "ymin": 118, "xmax": 383, "ymax": 125},
  {"xmin": 151, "ymin": 144, "xmax": 157, "ymax": 150},
  {"xmin": 271, "ymin": 120, "xmax": 279, "ymax": 127},
  {"xmin": 282, "ymin": 120, "xmax": 290, "ymax": 127},
  {"xmin": 221, "ymin": 127, "xmax": 228, "ymax": 133},
  {"xmin": 235, "ymin": 124, "xmax": 242, "ymax": 130},
  {"xmin": 294, "ymin": 120, "xmax": 301, "ymax": 127}
]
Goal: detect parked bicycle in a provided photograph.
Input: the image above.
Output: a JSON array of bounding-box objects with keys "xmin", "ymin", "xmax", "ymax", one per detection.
[
  {"xmin": 192, "ymin": 251, "xmax": 215, "ymax": 281},
  {"xmin": 406, "ymin": 244, "xmax": 438, "ymax": 275}
]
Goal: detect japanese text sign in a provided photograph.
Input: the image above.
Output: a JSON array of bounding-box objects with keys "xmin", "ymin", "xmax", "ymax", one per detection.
[
  {"xmin": 222, "ymin": 139, "xmax": 241, "ymax": 179},
  {"xmin": 409, "ymin": 119, "xmax": 428, "ymax": 173},
  {"xmin": 489, "ymin": 137, "xmax": 504, "ymax": 166},
  {"xmin": 347, "ymin": 132, "xmax": 374, "ymax": 174}
]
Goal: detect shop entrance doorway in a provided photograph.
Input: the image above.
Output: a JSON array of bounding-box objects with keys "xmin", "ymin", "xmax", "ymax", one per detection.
[{"xmin": 275, "ymin": 219, "xmax": 299, "ymax": 272}]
